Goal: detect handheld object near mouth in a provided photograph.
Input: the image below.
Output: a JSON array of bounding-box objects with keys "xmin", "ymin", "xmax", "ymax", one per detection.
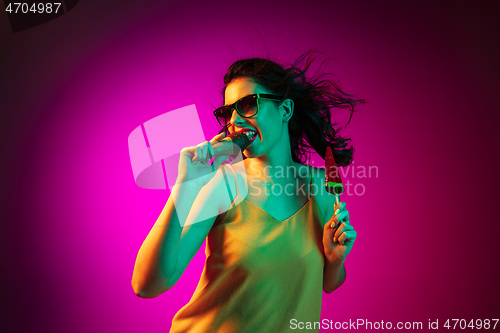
[{"xmin": 211, "ymin": 131, "xmax": 255, "ymax": 157}]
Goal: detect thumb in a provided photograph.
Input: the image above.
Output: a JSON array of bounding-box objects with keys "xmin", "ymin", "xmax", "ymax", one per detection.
[
  {"xmin": 323, "ymin": 217, "xmax": 336, "ymax": 245},
  {"xmin": 210, "ymin": 132, "xmax": 226, "ymax": 143},
  {"xmin": 334, "ymin": 202, "xmax": 341, "ymax": 213}
]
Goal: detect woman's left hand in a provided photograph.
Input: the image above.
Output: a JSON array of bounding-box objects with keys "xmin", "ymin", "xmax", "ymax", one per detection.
[{"xmin": 322, "ymin": 201, "xmax": 357, "ymax": 264}]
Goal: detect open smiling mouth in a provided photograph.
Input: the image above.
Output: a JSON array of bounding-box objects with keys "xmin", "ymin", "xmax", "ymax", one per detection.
[
  {"xmin": 234, "ymin": 129, "xmax": 258, "ymax": 145},
  {"xmin": 245, "ymin": 131, "xmax": 258, "ymax": 144}
]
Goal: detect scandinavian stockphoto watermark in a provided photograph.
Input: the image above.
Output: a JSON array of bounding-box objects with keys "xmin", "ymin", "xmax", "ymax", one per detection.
[
  {"xmin": 246, "ymin": 162, "xmax": 378, "ymax": 198},
  {"xmin": 174, "ymin": 160, "xmax": 378, "ymax": 226},
  {"xmin": 290, "ymin": 318, "xmax": 423, "ymax": 330},
  {"xmin": 290, "ymin": 318, "xmax": 499, "ymax": 330}
]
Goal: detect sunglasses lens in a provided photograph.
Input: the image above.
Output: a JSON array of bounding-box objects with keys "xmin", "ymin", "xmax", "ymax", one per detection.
[
  {"xmin": 215, "ymin": 107, "xmax": 231, "ymax": 126},
  {"xmin": 237, "ymin": 95, "xmax": 258, "ymax": 116},
  {"xmin": 215, "ymin": 95, "xmax": 259, "ymax": 126}
]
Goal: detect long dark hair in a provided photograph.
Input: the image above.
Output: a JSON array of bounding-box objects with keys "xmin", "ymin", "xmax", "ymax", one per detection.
[{"xmin": 220, "ymin": 51, "xmax": 364, "ymax": 166}]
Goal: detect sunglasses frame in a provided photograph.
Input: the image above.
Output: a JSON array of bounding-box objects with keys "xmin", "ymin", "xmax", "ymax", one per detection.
[{"xmin": 213, "ymin": 93, "xmax": 284, "ymax": 126}]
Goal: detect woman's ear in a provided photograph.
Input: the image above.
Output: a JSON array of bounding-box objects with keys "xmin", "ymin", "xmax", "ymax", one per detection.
[{"xmin": 281, "ymin": 99, "xmax": 294, "ymax": 122}]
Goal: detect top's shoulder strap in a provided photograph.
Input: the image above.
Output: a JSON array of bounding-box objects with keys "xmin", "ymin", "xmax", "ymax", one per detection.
[
  {"xmin": 221, "ymin": 164, "xmax": 240, "ymax": 207},
  {"xmin": 308, "ymin": 164, "xmax": 313, "ymax": 186}
]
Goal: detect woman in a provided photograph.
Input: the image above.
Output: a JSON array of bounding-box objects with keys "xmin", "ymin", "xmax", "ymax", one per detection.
[{"xmin": 132, "ymin": 51, "xmax": 363, "ymax": 332}]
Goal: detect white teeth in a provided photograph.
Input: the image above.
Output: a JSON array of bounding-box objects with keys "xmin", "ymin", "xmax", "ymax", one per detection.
[{"xmin": 244, "ymin": 131, "xmax": 257, "ymax": 139}]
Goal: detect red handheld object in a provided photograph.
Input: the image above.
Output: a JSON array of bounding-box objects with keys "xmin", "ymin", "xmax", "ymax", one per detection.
[{"xmin": 325, "ymin": 146, "xmax": 344, "ymax": 195}]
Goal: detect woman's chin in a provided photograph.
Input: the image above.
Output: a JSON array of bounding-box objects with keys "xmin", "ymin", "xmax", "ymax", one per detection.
[
  {"xmin": 243, "ymin": 150, "xmax": 255, "ymax": 158},
  {"xmin": 243, "ymin": 146, "xmax": 259, "ymax": 158}
]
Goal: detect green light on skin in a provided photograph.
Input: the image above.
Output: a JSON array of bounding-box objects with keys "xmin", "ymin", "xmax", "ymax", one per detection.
[{"xmin": 326, "ymin": 182, "xmax": 344, "ymax": 195}]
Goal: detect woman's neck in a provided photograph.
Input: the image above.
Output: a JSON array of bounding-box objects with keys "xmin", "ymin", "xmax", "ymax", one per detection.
[
  {"xmin": 243, "ymin": 153, "xmax": 306, "ymax": 185},
  {"xmin": 241, "ymin": 128, "xmax": 307, "ymax": 182}
]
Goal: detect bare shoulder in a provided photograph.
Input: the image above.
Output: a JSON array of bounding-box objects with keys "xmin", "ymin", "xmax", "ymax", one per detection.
[{"xmin": 309, "ymin": 165, "xmax": 337, "ymax": 227}]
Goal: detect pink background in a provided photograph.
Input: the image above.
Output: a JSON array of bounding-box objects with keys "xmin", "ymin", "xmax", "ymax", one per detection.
[{"xmin": 1, "ymin": 0, "xmax": 499, "ymax": 332}]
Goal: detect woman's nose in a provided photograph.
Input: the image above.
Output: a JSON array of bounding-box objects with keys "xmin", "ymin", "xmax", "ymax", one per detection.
[{"xmin": 229, "ymin": 108, "xmax": 244, "ymax": 125}]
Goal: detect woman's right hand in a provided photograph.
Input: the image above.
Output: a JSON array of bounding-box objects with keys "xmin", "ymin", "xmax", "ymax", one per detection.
[{"xmin": 176, "ymin": 132, "xmax": 230, "ymax": 187}]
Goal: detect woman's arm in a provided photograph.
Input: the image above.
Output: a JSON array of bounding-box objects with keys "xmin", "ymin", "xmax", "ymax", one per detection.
[
  {"xmin": 321, "ymin": 180, "xmax": 347, "ymax": 294},
  {"xmin": 321, "ymin": 198, "xmax": 356, "ymax": 293},
  {"xmin": 131, "ymin": 180, "xmax": 200, "ymax": 298},
  {"xmin": 131, "ymin": 168, "xmax": 232, "ymax": 298},
  {"xmin": 315, "ymin": 167, "xmax": 355, "ymax": 293},
  {"xmin": 323, "ymin": 258, "xmax": 346, "ymax": 294},
  {"xmin": 131, "ymin": 133, "xmax": 231, "ymax": 298}
]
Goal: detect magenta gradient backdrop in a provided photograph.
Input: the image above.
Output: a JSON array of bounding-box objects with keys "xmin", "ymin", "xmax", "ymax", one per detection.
[{"xmin": 1, "ymin": 0, "xmax": 499, "ymax": 332}]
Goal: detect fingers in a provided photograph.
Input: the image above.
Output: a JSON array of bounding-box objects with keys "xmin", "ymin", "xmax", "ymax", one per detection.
[
  {"xmin": 326, "ymin": 201, "xmax": 352, "ymax": 245},
  {"xmin": 334, "ymin": 222, "xmax": 346, "ymax": 242},
  {"xmin": 323, "ymin": 217, "xmax": 335, "ymax": 233},
  {"xmin": 333, "ymin": 201, "xmax": 347, "ymax": 214},
  {"xmin": 192, "ymin": 141, "xmax": 212, "ymax": 163},
  {"xmin": 185, "ymin": 133, "xmax": 226, "ymax": 165},
  {"xmin": 210, "ymin": 132, "xmax": 226, "ymax": 143},
  {"xmin": 179, "ymin": 147, "xmax": 194, "ymax": 160},
  {"xmin": 330, "ymin": 202, "xmax": 349, "ymax": 230},
  {"xmin": 192, "ymin": 146, "xmax": 202, "ymax": 162},
  {"xmin": 323, "ymin": 219, "xmax": 337, "ymax": 247},
  {"xmin": 194, "ymin": 132, "xmax": 227, "ymax": 162},
  {"xmin": 337, "ymin": 229, "xmax": 357, "ymax": 245},
  {"xmin": 334, "ymin": 222, "xmax": 354, "ymax": 244},
  {"xmin": 324, "ymin": 218, "xmax": 355, "ymax": 246},
  {"xmin": 336, "ymin": 209, "xmax": 350, "ymax": 226}
]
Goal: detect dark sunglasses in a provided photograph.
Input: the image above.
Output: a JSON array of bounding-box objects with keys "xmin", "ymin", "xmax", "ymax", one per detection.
[{"xmin": 213, "ymin": 93, "xmax": 284, "ymax": 126}]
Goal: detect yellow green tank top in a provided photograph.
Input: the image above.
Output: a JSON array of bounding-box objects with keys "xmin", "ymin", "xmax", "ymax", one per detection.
[{"xmin": 170, "ymin": 164, "xmax": 325, "ymax": 333}]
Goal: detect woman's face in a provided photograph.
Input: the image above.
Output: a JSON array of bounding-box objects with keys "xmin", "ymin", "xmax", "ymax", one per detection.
[{"xmin": 224, "ymin": 77, "xmax": 286, "ymax": 158}]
